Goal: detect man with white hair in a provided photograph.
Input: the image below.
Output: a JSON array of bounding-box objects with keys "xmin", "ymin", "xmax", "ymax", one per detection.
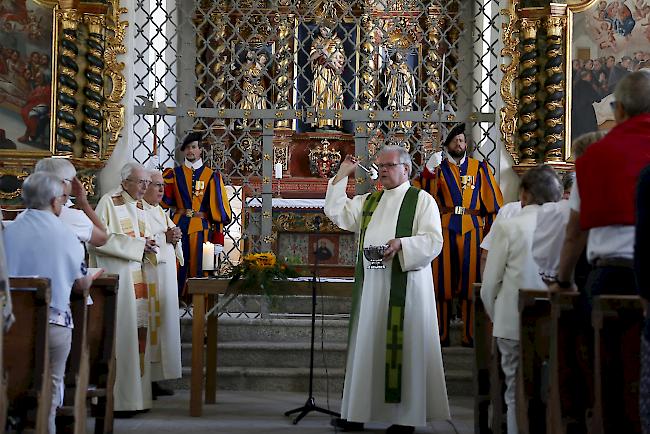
[
  {"xmin": 326, "ymin": 146, "xmax": 449, "ymax": 434},
  {"xmin": 143, "ymin": 170, "xmax": 183, "ymax": 396},
  {"xmin": 34, "ymin": 157, "xmax": 107, "ymax": 246},
  {"xmin": 89, "ymin": 162, "xmax": 157, "ymax": 415},
  {"xmin": 4, "ymin": 172, "xmax": 93, "ymax": 433}
]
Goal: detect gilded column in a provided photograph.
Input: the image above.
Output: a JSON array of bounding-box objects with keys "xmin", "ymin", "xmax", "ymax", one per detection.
[
  {"xmin": 543, "ymin": 15, "xmax": 566, "ymax": 162},
  {"xmin": 275, "ymin": 14, "xmax": 293, "ymax": 128},
  {"xmin": 103, "ymin": 0, "xmax": 127, "ymax": 159},
  {"xmin": 358, "ymin": 14, "xmax": 378, "ymax": 125},
  {"xmin": 424, "ymin": 5, "xmax": 444, "ymax": 143},
  {"xmin": 208, "ymin": 11, "xmax": 227, "ymax": 127},
  {"xmin": 82, "ymin": 15, "xmax": 105, "ymax": 159},
  {"xmin": 55, "ymin": 8, "xmax": 81, "ymax": 155},
  {"xmin": 517, "ymin": 18, "xmax": 540, "ymax": 164}
]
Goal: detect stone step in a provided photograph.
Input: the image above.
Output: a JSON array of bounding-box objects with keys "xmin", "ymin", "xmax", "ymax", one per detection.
[
  {"xmin": 181, "ymin": 317, "xmax": 351, "ymax": 343},
  {"xmin": 168, "ymin": 366, "xmax": 473, "ymax": 396},
  {"xmin": 181, "ymin": 317, "xmax": 466, "ymax": 346},
  {"xmin": 181, "ymin": 341, "xmax": 348, "ymax": 368},
  {"xmin": 181, "ymin": 342, "xmax": 473, "ymax": 372}
]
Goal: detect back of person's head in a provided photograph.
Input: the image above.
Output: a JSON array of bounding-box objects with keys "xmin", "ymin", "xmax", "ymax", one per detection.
[
  {"xmin": 520, "ymin": 165, "xmax": 562, "ymax": 205},
  {"xmin": 378, "ymin": 145, "xmax": 412, "ymax": 174},
  {"xmin": 562, "ymin": 171, "xmax": 575, "ymax": 194},
  {"xmin": 614, "ymin": 70, "xmax": 650, "ymax": 117},
  {"xmin": 572, "ymin": 130, "xmax": 608, "ymax": 159},
  {"xmin": 120, "ymin": 162, "xmax": 145, "ymax": 181},
  {"xmin": 34, "ymin": 157, "xmax": 76, "ymax": 181},
  {"xmin": 21, "ymin": 172, "xmax": 63, "ymax": 210}
]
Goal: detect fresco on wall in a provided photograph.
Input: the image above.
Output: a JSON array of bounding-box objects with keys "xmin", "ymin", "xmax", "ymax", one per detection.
[
  {"xmin": 571, "ymin": 0, "xmax": 650, "ymax": 142},
  {"xmin": 0, "ymin": 0, "xmax": 52, "ymax": 152}
]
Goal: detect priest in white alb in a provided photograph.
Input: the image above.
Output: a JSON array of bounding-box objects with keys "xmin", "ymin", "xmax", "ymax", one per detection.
[
  {"xmin": 89, "ymin": 162, "xmax": 157, "ymax": 414},
  {"xmin": 325, "ymin": 146, "xmax": 450, "ymax": 434},
  {"xmin": 143, "ymin": 170, "xmax": 184, "ymax": 394}
]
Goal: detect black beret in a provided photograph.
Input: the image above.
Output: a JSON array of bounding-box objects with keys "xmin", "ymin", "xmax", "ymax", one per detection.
[
  {"xmin": 443, "ymin": 123, "xmax": 466, "ymax": 147},
  {"xmin": 180, "ymin": 131, "xmax": 204, "ymax": 151}
]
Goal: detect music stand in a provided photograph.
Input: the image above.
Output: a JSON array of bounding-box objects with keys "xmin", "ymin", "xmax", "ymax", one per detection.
[{"xmin": 284, "ymin": 217, "xmax": 341, "ymax": 424}]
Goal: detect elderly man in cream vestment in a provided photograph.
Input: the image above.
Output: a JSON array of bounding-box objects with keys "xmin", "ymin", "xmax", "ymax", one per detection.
[
  {"xmin": 325, "ymin": 146, "xmax": 449, "ymax": 434},
  {"xmin": 143, "ymin": 171, "xmax": 183, "ymax": 384},
  {"xmin": 90, "ymin": 162, "xmax": 158, "ymax": 413}
]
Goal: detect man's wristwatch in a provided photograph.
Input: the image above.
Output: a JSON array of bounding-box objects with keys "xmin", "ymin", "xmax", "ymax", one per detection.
[{"xmin": 556, "ymin": 279, "xmax": 573, "ymax": 289}]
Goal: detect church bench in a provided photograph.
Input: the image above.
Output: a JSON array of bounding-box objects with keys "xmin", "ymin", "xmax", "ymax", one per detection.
[
  {"xmin": 56, "ymin": 286, "xmax": 91, "ymax": 434},
  {"xmin": 472, "ymin": 283, "xmax": 505, "ymax": 434},
  {"xmin": 590, "ymin": 294, "xmax": 643, "ymax": 434},
  {"xmin": 5, "ymin": 278, "xmax": 51, "ymax": 434},
  {"xmin": 517, "ymin": 289, "xmax": 550, "ymax": 434},
  {"xmin": 546, "ymin": 291, "xmax": 593, "ymax": 434},
  {"xmin": 0, "ymin": 290, "xmax": 8, "ymax": 431},
  {"xmin": 86, "ymin": 275, "xmax": 118, "ymax": 434}
]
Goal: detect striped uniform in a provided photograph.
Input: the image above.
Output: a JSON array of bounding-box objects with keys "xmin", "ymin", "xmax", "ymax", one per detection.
[
  {"xmin": 161, "ymin": 165, "xmax": 231, "ymax": 296},
  {"xmin": 413, "ymin": 157, "xmax": 502, "ymax": 346}
]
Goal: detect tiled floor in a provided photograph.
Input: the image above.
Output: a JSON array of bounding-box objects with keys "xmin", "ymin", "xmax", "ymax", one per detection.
[{"xmin": 110, "ymin": 390, "xmax": 474, "ymax": 434}]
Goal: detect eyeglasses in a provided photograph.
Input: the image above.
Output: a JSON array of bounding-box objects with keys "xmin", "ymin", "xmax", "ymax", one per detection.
[
  {"xmin": 377, "ymin": 162, "xmax": 404, "ymax": 169},
  {"xmin": 151, "ymin": 182, "xmax": 165, "ymax": 189},
  {"xmin": 127, "ymin": 178, "xmax": 151, "ymax": 186}
]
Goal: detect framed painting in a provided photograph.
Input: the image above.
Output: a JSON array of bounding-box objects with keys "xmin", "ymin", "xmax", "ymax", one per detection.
[
  {"xmin": 569, "ymin": 0, "xmax": 650, "ymax": 142},
  {"xmin": 0, "ymin": 0, "xmax": 54, "ymax": 155}
]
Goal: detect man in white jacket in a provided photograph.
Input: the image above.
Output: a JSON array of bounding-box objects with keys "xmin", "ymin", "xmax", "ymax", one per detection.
[{"xmin": 480, "ymin": 165, "xmax": 562, "ymax": 434}]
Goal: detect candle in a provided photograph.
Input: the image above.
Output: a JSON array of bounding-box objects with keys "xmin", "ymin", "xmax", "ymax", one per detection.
[
  {"xmin": 274, "ymin": 162, "xmax": 283, "ymax": 179},
  {"xmin": 202, "ymin": 242, "xmax": 215, "ymax": 270}
]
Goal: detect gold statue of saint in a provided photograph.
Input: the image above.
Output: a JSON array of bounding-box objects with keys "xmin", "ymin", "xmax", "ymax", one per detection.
[
  {"xmin": 238, "ymin": 51, "xmax": 269, "ymax": 129},
  {"xmin": 310, "ymin": 25, "xmax": 345, "ymax": 130},
  {"xmin": 385, "ymin": 51, "xmax": 415, "ymax": 131}
]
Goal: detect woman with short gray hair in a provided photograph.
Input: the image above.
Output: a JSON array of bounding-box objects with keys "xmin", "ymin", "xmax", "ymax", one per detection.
[{"xmin": 4, "ymin": 172, "xmax": 94, "ymax": 434}]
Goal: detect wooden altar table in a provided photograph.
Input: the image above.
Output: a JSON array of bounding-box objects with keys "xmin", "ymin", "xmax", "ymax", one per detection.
[{"xmin": 186, "ymin": 277, "xmax": 354, "ymax": 417}]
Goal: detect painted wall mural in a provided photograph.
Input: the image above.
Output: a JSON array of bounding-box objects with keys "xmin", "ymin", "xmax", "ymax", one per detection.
[{"xmin": 0, "ymin": 0, "xmax": 53, "ymax": 151}]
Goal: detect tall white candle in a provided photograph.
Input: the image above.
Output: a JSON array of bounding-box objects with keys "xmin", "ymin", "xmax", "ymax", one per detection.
[
  {"xmin": 274, "ymin": 162, "xmax": 283, "ymax": 179},
  {"xmin": 202, "ymin": 242, "xmax": 215, "ymax": 270}
]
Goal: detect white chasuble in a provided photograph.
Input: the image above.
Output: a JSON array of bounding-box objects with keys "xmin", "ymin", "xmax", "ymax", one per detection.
[
  {"xmin": 144, "ymin": 201, "xmax": 183, "ymax": 381},
  {"xmin": 90, "ymin": 189, "xmax": 154, "ymax": 411},
  {"xmin": 324, "ymin": 179, "xmax": 450, "ymax": 427}
]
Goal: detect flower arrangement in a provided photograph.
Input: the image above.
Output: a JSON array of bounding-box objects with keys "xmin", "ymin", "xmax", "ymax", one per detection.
[{"xmin": 227, "ymin": 252, "xmax": 300, "ymax": 296}]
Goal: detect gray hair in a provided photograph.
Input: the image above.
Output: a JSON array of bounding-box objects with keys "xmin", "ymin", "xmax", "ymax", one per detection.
[
  {"xmin": 21, "ymin": 172, "xmax": 63, "ymax": 210},
  {"xmin": 34, "ymin": 157, "xmax": 76, "ymax": 181},
  {"xmin": 571, "ymin": 130, "xmax": 608, "ymax": 159},
  {"xmin": 520, "ymin": 165, "xmax": 562, "ymax": 205},
  {"xmin": 614, "ymin": 70, "xmax": 650, "ymax": 117},
  {"xmin": 562, "ymin": 171, "xmax": 575, "ymax": 193},
  {"xmin": 120, "ymin": 162, "xmax": 146, "ymax": 181},
  {"xmin": 378, "ymin": 145, "xmax": 412, "ymax": 174}
]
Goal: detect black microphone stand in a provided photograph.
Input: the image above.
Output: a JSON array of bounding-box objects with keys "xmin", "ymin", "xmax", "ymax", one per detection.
[{"xmin": 284, "ymin": 216, "xmax": 340, "ymax": 424}]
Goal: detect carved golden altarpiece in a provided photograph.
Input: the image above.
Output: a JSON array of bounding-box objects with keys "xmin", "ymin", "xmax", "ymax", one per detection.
[
  {"xmin": 0, "ymin": 0, "xmax": 126, "ymax": 207},
  {"xmin": 500, "ymin": 0, "xmax": 601, "ymax": 175}
]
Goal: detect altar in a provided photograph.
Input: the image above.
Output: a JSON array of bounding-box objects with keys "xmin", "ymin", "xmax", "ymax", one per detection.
[{"xmin": 245, "ymin": 197, "xmax": 355, "ymax": 277}]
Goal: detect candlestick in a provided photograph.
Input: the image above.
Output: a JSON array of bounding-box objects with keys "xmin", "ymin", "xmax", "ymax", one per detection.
[
  {"xmin": 274, "ymin": 162, "xmax": 283, "ymax": 179},
  {"xmin": 202, "ymin": 242, "xmax": 215, "ymax": 271}
]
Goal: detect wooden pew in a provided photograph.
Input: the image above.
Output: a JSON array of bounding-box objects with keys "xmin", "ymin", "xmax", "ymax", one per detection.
[
  {"xmin": 5, "ymin": 278, "xmax": 51, "ymax": 434},
  {"xmin": 546, "ymin": 291, "xmax": 593, "ymax": 434},
  {"xmin": 0, "ymin": 290, "xmax": 7, "ymax": 431},
  {"xmin": 86, "ymin": 275, "xmax": 118, "ymax": 434},
  {"xmin": 517, "ymin": 289, "xmax": 550, "ymax": 434},
  {"xmin": 473, "ymin": 283, "xmax": 505, "ymax": 434},
  {"xmin": 590, "ymin": 295, "xmax": 643, "ymax": 434},
  {"xmin": 56, "ymin": 287, "xmax": 90, "ymax": 434}
]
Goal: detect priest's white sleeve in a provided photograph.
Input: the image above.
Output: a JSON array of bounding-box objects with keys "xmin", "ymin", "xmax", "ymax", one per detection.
[
  {"xmin": 324, "ymin": 176, "xmax": 368, "ymax": 233},
  {"xmin": 398, "ymin": 191, "xmax": 444, "ymax": 271},
  {"xmin": 480, "ymin": 221, "xmax": 508, "ymax": 321},
  {"xmin": 92, "ymin": 195, "xmax": 146, "ymax": 262}
]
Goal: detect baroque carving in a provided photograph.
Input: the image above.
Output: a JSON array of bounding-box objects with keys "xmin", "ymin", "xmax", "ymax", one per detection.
[
  {"xmin": 104, "ymin": 0, "xmax": 128, "ymax": 160},
  {"xmin": 82, "ymin": 15, "xmax": 105, "ymax": 159},
  {"xmin": 55, "ymin": 8, "xmax": 81, "ymax": 156},
  {"xmin": 500, "ymin": 0, "xmax": 520, "ymax": 164},
  {"xmin": 543, "ymin": 15, "xmax": 566, "ymax": 162},
  {"xmin": 517, "ymin": 18, "xmax": 540, "ymax": 164}
]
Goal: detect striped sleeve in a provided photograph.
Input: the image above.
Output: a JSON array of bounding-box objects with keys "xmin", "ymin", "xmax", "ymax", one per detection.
[
  {"xmin": 208, "ymin": 170, "xmax": 232, "ymax": 225},
  {"xmin": 478, "ymin": 161, "xmax": 503, "ymax": 230}
]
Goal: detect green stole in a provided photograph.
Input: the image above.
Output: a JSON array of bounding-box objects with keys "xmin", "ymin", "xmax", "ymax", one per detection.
[{"xmin": 350, "ymin": 186, "xmax": 420, "ymax": 403}]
